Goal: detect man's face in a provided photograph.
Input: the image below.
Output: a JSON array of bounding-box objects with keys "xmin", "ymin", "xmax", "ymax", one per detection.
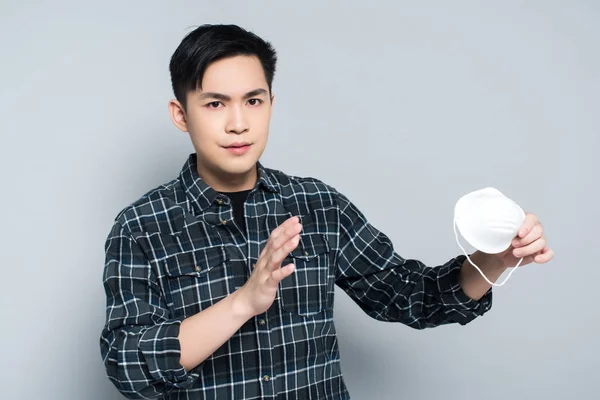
[{"xmin": 170, "ymin": 55, "xmax": 273, "ymax": 190}]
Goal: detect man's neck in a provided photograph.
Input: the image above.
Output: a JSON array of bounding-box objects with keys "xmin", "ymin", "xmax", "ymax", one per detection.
[{"xmin": 197, "ymin": 162, "xmax": 258, "ymax": 193}]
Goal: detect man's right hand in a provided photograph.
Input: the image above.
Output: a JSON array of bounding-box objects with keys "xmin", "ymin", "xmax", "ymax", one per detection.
[{"xmin": 236, "ymin": 216, "xmax": 302, "ymax": 317}]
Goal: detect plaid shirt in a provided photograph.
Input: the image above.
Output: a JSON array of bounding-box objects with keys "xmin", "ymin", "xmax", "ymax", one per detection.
[{"xmin": 100, "ymin": 154, "xmax": 492, "ymax": 399}]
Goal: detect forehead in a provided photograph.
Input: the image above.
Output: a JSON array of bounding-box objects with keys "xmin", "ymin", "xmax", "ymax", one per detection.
[{"xmin": 200, "ymin": 55, "xmax": 268, "ymax": 94}]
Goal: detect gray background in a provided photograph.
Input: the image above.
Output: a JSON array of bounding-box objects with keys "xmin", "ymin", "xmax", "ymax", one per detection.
[{"xmin": 1, "ymin": 1, "xmax": 598, "ymax": 399}]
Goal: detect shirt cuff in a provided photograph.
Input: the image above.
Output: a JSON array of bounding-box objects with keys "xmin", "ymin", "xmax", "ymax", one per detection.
[
  {"xmin": 139, "ymin": 317, "xmax": 200, "ymax": 389},
  {"xmin": 436, "ymin": 254, "xmax": 493, "ymax": 325}
]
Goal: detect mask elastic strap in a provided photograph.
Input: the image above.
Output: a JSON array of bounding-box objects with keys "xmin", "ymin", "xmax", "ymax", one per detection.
[{"xmin": 453, "ymin": 217, "xmax": 524, "ymax": 287}]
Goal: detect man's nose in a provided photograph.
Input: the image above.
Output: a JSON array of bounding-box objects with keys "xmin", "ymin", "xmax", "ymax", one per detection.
[{"xmin": 226, "ymin": 105, "xmax": 249, "ymax": 134}]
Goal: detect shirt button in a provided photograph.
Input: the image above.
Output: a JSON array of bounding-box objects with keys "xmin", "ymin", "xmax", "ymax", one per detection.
[
  {"xmin": 221, "ymin": 219, "xmax": 227, "ymax": 225},
  {"xmin": 216, "ymin": 198, "xmax": 223, "ymax": 205},
  {"xmin": 259, "ymin": 319, "xmax": 266, "ymax": 326},
  {"xmin": 304, "ymin": 251, "xmax": 309, "ymax": 257},
  {"xmin": 194, "ymin": 266, "xmax": 200, "ymax": 272},
  {"xmin": 262, "ymin": 375, "xmax": 270, "ymax": 382}
]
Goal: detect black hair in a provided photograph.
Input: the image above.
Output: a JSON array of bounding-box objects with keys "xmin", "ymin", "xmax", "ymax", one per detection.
[{"xmin": 169, "ymin": 24, "xmax": 277, "ymax": 110}]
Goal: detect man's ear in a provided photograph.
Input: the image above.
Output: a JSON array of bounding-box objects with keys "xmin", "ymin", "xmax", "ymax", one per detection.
[{"xmin": 168, "ymin": 99, "xmax": 189, "ymax": 132}]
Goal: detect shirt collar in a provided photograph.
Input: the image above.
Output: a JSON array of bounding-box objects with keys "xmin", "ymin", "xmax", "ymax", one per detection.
[
  {"xmin": 256, "ymin": 160, "xmax": 280, "ymax": 194},
  {"xmin": 179, "ymin": 153, "xmax": 279, "ymax": 214}
]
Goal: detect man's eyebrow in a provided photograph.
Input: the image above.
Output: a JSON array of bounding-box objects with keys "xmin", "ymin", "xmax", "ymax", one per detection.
[
  {"xmin": 243, "ymin": 88, "xmax": 269, "ymax": 99},
  {"xmin": 198, "ymin": 88, "xmax": 269, "ymax": 101}
]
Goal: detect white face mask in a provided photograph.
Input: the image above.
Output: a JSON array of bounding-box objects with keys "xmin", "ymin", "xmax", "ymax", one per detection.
[{"xmin": 453, "ymin": 187, "xmax": 526, "ymax": 287}]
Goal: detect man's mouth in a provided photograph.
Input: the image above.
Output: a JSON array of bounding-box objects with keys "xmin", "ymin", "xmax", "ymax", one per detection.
[
  {"xmin": 224, "ymin": 142, "xmax": 252, "ymax": 155},
  {"xmin": 225, "ymin": 142, "xmax": 251, "ymax": 148}
]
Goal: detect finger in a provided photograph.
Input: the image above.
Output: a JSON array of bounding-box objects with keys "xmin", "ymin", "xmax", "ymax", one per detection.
[
  {"xmin": 532, "ymin": 245, "xmax": 547, "ymax": 259},
  {"xmin": 262, "ymin": 216, "xmax": 300, "ymax": 252},
  {"xmin": 266, "ymin": 220, "xmax": 302, "ymax": 258},
  {"xmin": 266, "ymin": 263, "xmax": 295, "ymax": 287},
  {"xmin": 517, "ymin": 212, "xmax": 539, "ymax": 239},
  {"xmin": 513, "ymin": 237, "xmax": 546, "ymax": 258},
  {"xmin": 513, "ymin": 223, "xmax": 543, "ymax": 248},
  {"xmin": 268, "ymin": 234, "xmax": 301, "ymax": 270},
  {"xmin": 259, "ymin": 216, "xmax": 300, "ymax": 258},
  {"xmin": 534, "ymin": 246, "xmax": 554, "ymax": 263}
]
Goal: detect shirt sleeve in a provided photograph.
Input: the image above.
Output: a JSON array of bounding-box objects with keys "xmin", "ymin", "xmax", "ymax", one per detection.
[
  {"xmin": 99, "ymin": 221, "xmax": 199, "ymax": 399},
  {"xmin": 334, "ymin": 192, "xmax": 492, "ymax": 329}
]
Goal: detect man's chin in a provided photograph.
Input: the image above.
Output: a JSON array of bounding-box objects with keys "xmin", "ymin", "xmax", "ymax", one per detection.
[{"xmin": 217, "ymin": 159, "xmax": 259, "ymax": 177}]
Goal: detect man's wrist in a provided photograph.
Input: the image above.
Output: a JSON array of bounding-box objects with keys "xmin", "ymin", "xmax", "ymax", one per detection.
[
  {"xmin": 470, "ymin": 251, "xmax": 507, "ymax": 274},
  {"xmin": 459, "ymin": 251, "xmax": 508, "ymax": 300},
  {"xmin": 230, "ymin": 287, "xmax": 256, "ymax": 321}
]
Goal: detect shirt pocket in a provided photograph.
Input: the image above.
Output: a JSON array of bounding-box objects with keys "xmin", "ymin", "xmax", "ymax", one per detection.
[
  {"xmin": 279, "ymin": 233, "xmax": 332, "ymax": 317},
  {"xmin": 163, "ymin": 245, "xmax": 235, "ymax": 318}
]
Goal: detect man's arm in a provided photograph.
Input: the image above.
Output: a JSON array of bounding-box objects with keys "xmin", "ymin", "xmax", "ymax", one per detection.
[
  {"xmin": 334, "ymin": 192, "xmax": 492, "ymax": 329},
  {"xmin": 178, "ymin": 216, "xmax": 303, "ymax": 370},
  {"xmin": 177, "ymin": 290, "xmax": 252, "ymax": 371},
  {"xmin": 101, "ymin": 217, "xmax": 302, "ymax": 398},
  {"xmin": 101, "ymin": 222, "xmax": 196, "ymax": 399}
]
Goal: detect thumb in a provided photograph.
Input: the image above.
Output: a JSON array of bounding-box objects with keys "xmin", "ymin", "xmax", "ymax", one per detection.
[{"xmin": 266, "ymin": 263, "xmax": 295, "ymax": 287}]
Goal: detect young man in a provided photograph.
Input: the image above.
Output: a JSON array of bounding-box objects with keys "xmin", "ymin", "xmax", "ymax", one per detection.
[{"xmin": 100, "ymin": 24, "xmax": 553, "ymax": 399}]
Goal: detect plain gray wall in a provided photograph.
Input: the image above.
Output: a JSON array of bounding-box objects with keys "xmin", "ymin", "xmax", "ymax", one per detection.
[{"xmin": 1, "ymin": 1, "xmax": 598, "ymax": 399}]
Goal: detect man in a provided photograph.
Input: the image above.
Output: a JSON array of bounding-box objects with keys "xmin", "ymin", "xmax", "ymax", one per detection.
[{"xmin": 100, "ymin": 24, "xmax": 553, "ymax": 399}]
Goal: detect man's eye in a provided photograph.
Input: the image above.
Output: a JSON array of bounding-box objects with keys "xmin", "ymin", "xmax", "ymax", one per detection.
[
  {"xmin": 207, "ymin": 101, "xmax": 221, "ymax": 108},
  {"xmin": 248, "ymin": 98, "xmax": 262, "ymax": 106}
]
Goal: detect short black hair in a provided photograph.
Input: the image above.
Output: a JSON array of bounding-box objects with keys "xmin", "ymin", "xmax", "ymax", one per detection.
[{"xmin": 169, "ymin": 24, "xmax": 277, "ymax": 110}]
